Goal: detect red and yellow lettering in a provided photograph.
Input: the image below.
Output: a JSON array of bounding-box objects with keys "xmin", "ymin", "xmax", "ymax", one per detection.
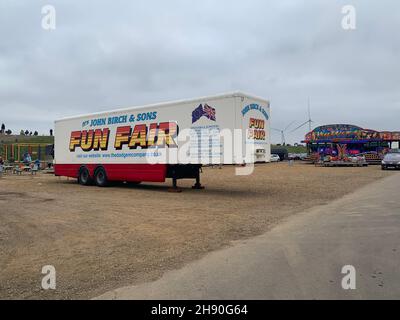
[
  {"xmin": 147, "ymin": 123, "xmax": 158, "ymax": 147},
  {"xmin": 249, "ymin": 118, "xmax": 255, "ymax": 128},
  {"xmin": 81, "ymin": 130, "xmax": 94, "ymax": 151},
  {"xmin": 129, "ymin": 124, "xmax": 147, "ymax": 149},
  {"xmin": 93, "ymin": 128, "xmax": 110, "ymax": 151},
  {"xmin": 69, "ymin": 131, "xmax": 82, "ymax": 151},
  {"xmin": 114, "ymin": 126, "xmax": 131, "ymax": 150},
  {"xmin": 157, "ymin": 122, "xmax": 178, "ymax": 147},
  {"xmin": 249, "ymin": 118, "xmax": 264, "ymax": 129}
]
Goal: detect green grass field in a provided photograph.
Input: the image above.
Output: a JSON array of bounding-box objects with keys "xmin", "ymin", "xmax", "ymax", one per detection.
[
  {"xmin": 272, "ymin": 144, "xmax": 307, "ymax": 153},
  {"xmin": 0, "ymin": 135, "xmax": 54, "ymax": 145}
]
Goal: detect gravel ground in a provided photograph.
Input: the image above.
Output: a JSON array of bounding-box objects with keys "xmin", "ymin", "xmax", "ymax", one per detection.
[{"xmin": 0, "ymin": 162, "xmax": 393, "ymax": 299}]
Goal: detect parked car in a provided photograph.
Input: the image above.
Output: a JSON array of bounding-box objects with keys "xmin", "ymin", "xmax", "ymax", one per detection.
[
  {"xmin": 270, "ymin": 154, "xmax": 281, "ymax": 162},
  {"xmin": 382, "ymin": 149, "xmax": 400, "ymax": 170},
  {"xmin": 288, "ymin": 153, "xmax": 306, "ymax": 160},
  {"xmin": 299, "ymin": 153, "xmax": 308, "ymax": 160}
]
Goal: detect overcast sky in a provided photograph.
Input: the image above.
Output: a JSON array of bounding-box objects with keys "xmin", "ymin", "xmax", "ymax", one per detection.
[{"xmin": 0, "ymin": 0, "xmax": 399, "ymax": 143}]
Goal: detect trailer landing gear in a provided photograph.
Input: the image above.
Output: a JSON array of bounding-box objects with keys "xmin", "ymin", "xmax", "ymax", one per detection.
[
  {"xmin": 168, "ymin": 177, "xmax": 182, "ymax": 193},
  {"xmin": 166, "ymin": 164, "xmax": 204, "ymax": 192},
  {"xmin": 192, "ymin": 174, "xmax": 204, "ymax": 189},
  {"xmin": 192, "ymin": 183, "xmax": 204, "ymax": 189}
]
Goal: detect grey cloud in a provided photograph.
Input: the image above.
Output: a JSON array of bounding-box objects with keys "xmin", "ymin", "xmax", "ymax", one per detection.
[{"xmin": 0, "ymin": 0, "xmax": 399, "ymax": 143}]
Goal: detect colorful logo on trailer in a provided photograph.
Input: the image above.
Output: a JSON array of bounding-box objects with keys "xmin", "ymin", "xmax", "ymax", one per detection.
[
  {"xmin": 248, "ymin": 118, "xmax": 266, "ymax": 140},
  {"xmin": 192, "ymin": 104, "xmax": 216, "ymax": 124},
  {"xmin": 241, "ymin": 104, "xmax": 268, "ymax": 141}
]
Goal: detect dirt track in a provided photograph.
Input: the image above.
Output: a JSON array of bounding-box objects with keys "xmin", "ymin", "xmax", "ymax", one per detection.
[{"xmin": 0, "ymin": 163, "xmax": 393, "ymax": 299}]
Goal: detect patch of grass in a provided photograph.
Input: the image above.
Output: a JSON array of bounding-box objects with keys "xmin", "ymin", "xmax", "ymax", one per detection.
[
  {"xmin": 0, "ymin": 135, "xmax": 54, "ymax": 145},
  {"xmin": 272, "ymin": 144, "xmax": 307, "ymax": 153}
]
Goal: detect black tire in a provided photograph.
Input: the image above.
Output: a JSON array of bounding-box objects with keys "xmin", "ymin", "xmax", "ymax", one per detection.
[
  {"xmin": 381, "ymin": 165, "xmax": 386, "ymax": 170},
  {"xmin": 78, "ymin": 167, "xmax": 92, "ymax": 186},
  {"xmin": 94, "ymin": 167, "xmax": 108, "ymax": 187}
]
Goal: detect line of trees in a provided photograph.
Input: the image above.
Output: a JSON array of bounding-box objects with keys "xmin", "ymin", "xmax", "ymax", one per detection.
[{"xmin": 0, "ymin": 123, "xmax": 53, "ymax": 136}]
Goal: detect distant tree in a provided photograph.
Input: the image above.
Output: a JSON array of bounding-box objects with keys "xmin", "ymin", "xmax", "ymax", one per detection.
[
  {"xmin": 34, "ymin": 131, "xmax": 38, "ymax": 136},
  {"xmin": 25, "ymin": 130, "xmax": 29, "ymax": 135},
  {"xmin": 6, "ymin": 129, "xmax": 12, "ymax": 135},
  {"xmin": 29, "ymin": 131, "xmax": 33, "ymax": 136},
  {"xmin": 50, "ymin": 129, "xmax": 53, "ymax": 136},
  {"xmin": 20, "ymin": 130, "xmax": 25, "ymax": 135},
  {"xmin": 1, "ymin": 123, "xmax": 5, "ymax": 134}
]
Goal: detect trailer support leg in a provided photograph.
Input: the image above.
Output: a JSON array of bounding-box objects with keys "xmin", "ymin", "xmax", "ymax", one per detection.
[
  {"xmin": 192, "ymin": 169, "xmax": 205, "ymax": 190},
  {"xmin": 168, "ymin": 177, "xmax": 182, "ymax": 193}
]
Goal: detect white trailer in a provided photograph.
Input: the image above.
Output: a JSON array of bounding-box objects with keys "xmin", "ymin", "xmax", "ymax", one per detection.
[{"xmin": 54, "ymin": 92, "xmax": 270, "ymax": 188}]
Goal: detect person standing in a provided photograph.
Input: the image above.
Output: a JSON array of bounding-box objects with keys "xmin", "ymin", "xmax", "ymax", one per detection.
[{"xmin": 0, "ymin": 156, "xmax": 4, "ymax": 176}]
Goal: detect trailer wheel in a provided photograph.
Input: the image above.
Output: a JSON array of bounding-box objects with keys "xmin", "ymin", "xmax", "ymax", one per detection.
[
  {"xmin": 94, "ymin": 167, "xmax": 108, "ymax": 187},
  {"xmin": 78, "ymin": 167, "xmax": 92, "ymax": 186}
]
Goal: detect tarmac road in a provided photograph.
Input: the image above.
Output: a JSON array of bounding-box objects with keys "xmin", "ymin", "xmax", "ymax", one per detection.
[{"xmin": 97, "ymin": 173, "xmax": 400, "ymax": 300}]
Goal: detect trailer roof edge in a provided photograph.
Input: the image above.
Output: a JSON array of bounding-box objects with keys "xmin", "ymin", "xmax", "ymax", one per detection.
[{"xmin": 54, "ymin": 91, "xmax": 270, "ymax": 123}]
